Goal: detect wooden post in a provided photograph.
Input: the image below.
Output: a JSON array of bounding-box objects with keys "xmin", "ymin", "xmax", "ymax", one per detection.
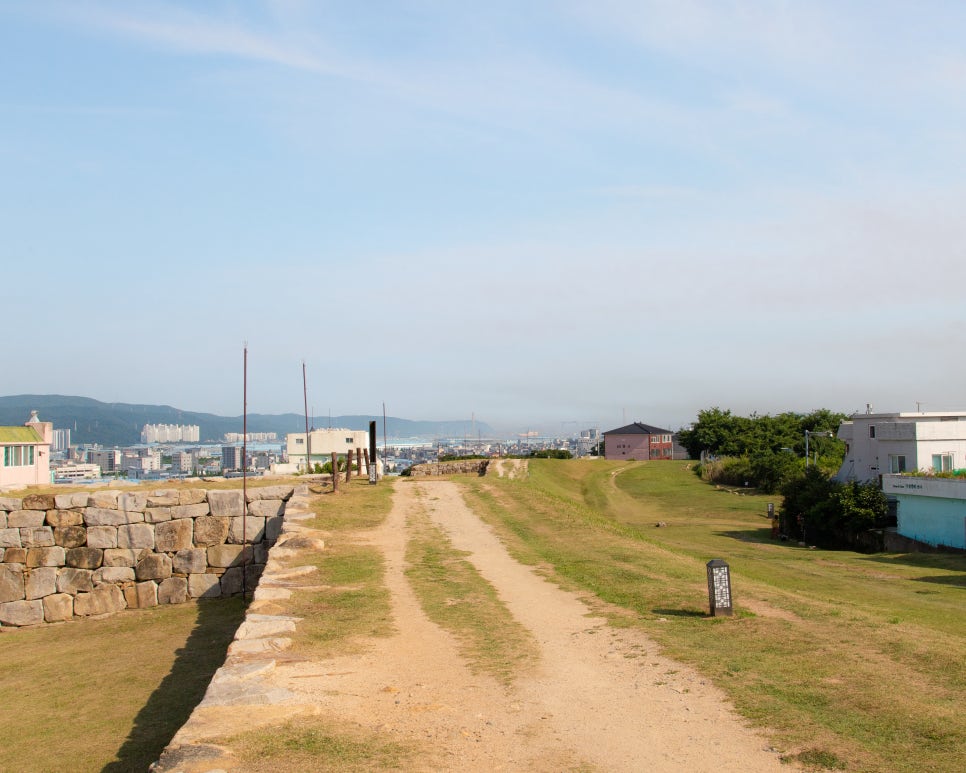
[
  {"xmin": 331, "ymin": 452, "xmax": 338, "ymax": 491},
  {"xmin": 346, "ymin": 449, "xmax": 354, "ymax": 482},
  {"xmin": 363, "ymin": 448, "xmax": 371, "ymax": 475}
]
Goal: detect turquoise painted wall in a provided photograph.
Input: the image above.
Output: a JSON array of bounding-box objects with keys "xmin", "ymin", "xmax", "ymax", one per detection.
[{"xmin": 896, "ymin": 494, "xmax": 966, "ymax": 549}]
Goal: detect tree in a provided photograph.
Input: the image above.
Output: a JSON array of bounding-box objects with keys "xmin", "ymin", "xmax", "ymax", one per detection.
[
  {"xmin": 680, "ymin": 407, "xmax": 847, "ymax": 475},
  {"xmin": 779, "ymin": 470, "xmax": 888, "ymax": 549},
  {"xmin": 678, "ymin": 408, "xmax": 748, "ymax": 458}
]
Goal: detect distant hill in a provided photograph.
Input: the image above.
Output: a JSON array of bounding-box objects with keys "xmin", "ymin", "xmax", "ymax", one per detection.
[{"xmin": 0, "ymin": 395, "xmax": 492, "ymax": 447}]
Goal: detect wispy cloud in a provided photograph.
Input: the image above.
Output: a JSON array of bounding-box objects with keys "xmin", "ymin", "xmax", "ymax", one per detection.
[{"xmin": 54, "ymin": 0, "xmax": 403, "ymax": 95}]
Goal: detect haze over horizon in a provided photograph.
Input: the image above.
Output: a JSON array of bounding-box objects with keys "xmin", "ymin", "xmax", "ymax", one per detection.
[{"xmin": 3, "ymin": 2, "xmax": 964, "ymax": 432}]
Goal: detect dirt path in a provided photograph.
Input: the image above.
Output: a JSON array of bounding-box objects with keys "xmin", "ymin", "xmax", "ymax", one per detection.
[
  {"xmin": 488, "ymin": 458, "xmax": 529, "ymax": 479},
  {"xmin": 275, "ymin": 480, "xmax": 788, "ymax": 771}
]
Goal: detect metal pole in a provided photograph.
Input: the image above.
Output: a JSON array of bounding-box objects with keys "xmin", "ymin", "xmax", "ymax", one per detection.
[
  {"xmin": 302, "ymin": 361, "xmax": 311, "ymax": 474},
  {"xmin": 242, "ymin": 343, "xmax": 248, "ymax": 599}
]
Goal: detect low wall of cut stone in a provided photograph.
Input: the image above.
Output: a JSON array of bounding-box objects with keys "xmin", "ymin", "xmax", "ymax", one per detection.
[
  {"xmin": 408, "ymin": 459, "xmax": 489, "ymax": 477},
  {"xmin": 0, "ymin": 485, "xmax": 295, "ymax": 628}
]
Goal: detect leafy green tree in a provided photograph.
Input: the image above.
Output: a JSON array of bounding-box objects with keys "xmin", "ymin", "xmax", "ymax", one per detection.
[
  {"xmin": 780, "ymin": 468, "xmax": 838, "ymax": 542},
  {"xmin": 779, "ymin": 470, "xmax": 887, "ymax": 548},
  {"xmin": 750, "ymin": 449, "xmax": 802, "ymax": 494},
  {"xmin": 678, "ymin": 408, "xmax": 748, "ymax": 458},
  {"xmin": 681, "ymin": 407, "xmax": 846, "ymax": 476},
  {"xmin": 836, "ymin": 481, "xmax": 889, "ymax": 534}
]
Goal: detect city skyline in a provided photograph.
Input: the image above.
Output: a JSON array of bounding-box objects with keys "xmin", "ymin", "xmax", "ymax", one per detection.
[{"xmin": 3, "ymin": 3, "xmax": 965, "ymax": 430}]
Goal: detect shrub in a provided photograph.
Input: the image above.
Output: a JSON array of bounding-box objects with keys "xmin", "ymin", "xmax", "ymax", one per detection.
[
  {"xmin": 779, "ymin": 470, "xmax": 888, "ymax": 549},
  {"xmin": 530, "ymin": 450, "xmax": 573, "ymax": 459},
  {"xmin": 696, "ymin": 453, "xmax": 800, "ymax": 493}
]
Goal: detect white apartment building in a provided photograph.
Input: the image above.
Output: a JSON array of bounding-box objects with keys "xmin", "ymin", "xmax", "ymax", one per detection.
[
  {"xmin": 286, "ymin": 428, "xmax": 371, "ymax": 471},
  {"xmin": 51, "ymin": 428, "xmax": 71, "ymax": 452},
  {"xmin": 141, "ymin": 424, "xmax": 201, "ymax": 443},
  {"xmin": 224, "ymin": 432, "xmax": 277, "ymax": 443},
  {"xmin": 835, "ymin": 409, "xmax": 966, "ymax": 482},
  {"xmin": 53, "ymin": 463, "xmax": 101, "ymax": 481}
]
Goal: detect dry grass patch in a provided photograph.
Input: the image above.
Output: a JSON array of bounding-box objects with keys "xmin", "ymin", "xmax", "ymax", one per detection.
[
  {"xmin": 281, "ymin": 479, "xmax": 396, "ymax": 657},
  {"xmin": 404, "ymin": 494, "xmax": 539, "ymax": 686},
  {"xmin": 222, "ymin": 716, "xmax": 422, "ymax": 772},
  {"xmin": 307, "ymin": 477, "xmax": 395, "ymax": 532},
  {"xmin": 283, "ymin": 545, "xmax": 394, "ymax": 658}
]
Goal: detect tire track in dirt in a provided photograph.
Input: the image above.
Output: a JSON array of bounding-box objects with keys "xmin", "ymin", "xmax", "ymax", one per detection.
[{"xmin": 416, "ymin": 479, "xmax": 789, "ymax": 772}]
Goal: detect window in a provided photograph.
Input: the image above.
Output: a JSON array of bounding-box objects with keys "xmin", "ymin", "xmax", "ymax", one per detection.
[
  {"xmin": 345, "ymin": 437, "xmax": 354, "ymax": 444},
  {"xmin": 889, "ymin": 455, "xmax": 906, "ymax": 473},
  {"xmin": 294, "ymin": 438, "xmax": 304, "ymax": 445},
  {"xmin": 932, "ymin": 453, "xmax": 953, "ymax": 472},
  {"xmin": 869, "ymin": 426, "xmax": 876, "ymax": 438},
  {"xmin": 3, "ymin": 445, "xmax": 34, "ymax": 467}
]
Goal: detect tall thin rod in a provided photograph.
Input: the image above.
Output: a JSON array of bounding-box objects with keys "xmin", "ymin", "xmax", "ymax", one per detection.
[
  {"xmin": 382, "ymin": 402, "xmax": 388, "ymax": 478},
  {"xmin": 302, "ymin": 361, "xmax": 311, "ymax": 474},
  {"xmin": 242, "ymin": 343, "xmax": 248, "ymax": 599}
]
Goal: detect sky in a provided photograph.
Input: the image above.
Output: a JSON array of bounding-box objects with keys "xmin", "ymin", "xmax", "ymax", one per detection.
[{"xmin": 3, "ymin": 1, "xmax": 966, "ymax": 434}]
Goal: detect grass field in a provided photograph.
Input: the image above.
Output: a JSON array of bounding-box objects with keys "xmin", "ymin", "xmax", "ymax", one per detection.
[
  {"xmin": 461, "ymin": 459, "xmax": 965, "ymax": 773},
  {"xmin": 0, "ymin": 599, "xmax": 245, "ymax": 773}
]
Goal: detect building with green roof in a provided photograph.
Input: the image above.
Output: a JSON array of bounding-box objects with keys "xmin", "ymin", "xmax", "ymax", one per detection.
[{"xmin": 0, "ymin": 411, "xmax": 53, "ymax": 488}]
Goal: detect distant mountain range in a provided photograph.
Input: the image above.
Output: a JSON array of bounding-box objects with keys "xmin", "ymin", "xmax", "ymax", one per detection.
[{"xmin": 0, "ymin": 395, "xmax": 492, "ymax": 447}]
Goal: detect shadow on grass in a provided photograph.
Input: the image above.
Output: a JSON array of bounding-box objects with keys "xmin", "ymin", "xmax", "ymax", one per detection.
[
  {"xmin": 911, "ymin": 574, "xmax": 966, "ymax": 588},
  {"xmin": 859, "ymin": 552, "xmax": 966, "ymax": 583},
  {"xmin": 712, "ymin": 527, "xmax": 776, "ymax": 545},
  {"xmin": 102, "ymin": 598, "xmax": 247, "ymax": 773},
  {"xmin": 652, "ymin": 607, "xmax": 707, "ymax": 618}
]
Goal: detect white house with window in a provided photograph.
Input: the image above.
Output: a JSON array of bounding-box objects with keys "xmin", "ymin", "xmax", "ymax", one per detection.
[
  {"xmin": 834, "ymin": 409, "xmax": 966, "ymax": 483},
  {"xmin": 286, "ymin": 428, "xmax": 373, "ymax": 472},
  {"xmin": 0, "ymin": 411, "xmax": 53, "ymax": 488}
]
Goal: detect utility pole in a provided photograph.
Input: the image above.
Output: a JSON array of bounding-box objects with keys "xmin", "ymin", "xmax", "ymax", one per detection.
[
  {"xmin": 242, "ymin": 343, "xmax": 248, "ymax": 599},
  {"xmin": 302, "ymin": 361, "xmax": 311, "ymax": 474}
]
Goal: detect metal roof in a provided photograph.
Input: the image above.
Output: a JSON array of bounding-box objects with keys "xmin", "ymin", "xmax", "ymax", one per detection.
[
  {"xmin": 603, "ymin": 422, "xmax": 672, "ymax": 436},
  {"xmin": 0, "ymin": 426, "xmax": 44, "ymax": 444}
]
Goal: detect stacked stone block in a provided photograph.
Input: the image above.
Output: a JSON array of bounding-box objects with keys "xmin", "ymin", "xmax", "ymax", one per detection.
[
  {"xmin": 409, "ymin": 459, "xmax": 489, "ymax": 477},
  {"xmin": 0, "ymin": 486, "xmax": 293, "ymax": 628}
]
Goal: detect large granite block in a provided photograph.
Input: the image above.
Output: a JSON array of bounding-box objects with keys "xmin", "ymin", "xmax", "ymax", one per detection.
[
  {"xmin": 118, "ymin": 523, "xmax": 155, "ymax": 549},
  {"xmin": 156, "ymin": 519, "xmax": 193, "ymax": 552},
  {"xmin": 208, "ymin": 490, "xmax": 245, "ymax": 517},
  {"xmin": 74, "ymin": 586, "xmax": 126, "ymax": 616},
  {"xmin": 0, "ymin": 599, "xmax": 44, "ymax": 626},
  {"xmin": 25, "ymin": 567, "xmax": 57, "ymax": 599},
  {"xmin": 85, "ymin": 507, "xmax": 144, "ymax": 526}
]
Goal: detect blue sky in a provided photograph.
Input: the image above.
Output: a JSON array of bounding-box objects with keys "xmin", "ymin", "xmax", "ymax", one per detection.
[{"xmin": 3, "ymin": 1, "xmax": 965, "ymax": 433}]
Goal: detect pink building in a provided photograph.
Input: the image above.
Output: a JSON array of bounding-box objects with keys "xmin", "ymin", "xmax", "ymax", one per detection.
[
  {"xmin": 0, "ymin": 411, "xmax": 53, "ymax": 488},
  {"xmin": 603, "ymin": 422, "xmax": 674, "ymax": 461}
]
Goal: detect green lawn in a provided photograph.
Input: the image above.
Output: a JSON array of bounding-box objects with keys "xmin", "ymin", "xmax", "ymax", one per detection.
[{"xmin": 0, "ymin": 599, "xmax": 246, "ymax": 773}]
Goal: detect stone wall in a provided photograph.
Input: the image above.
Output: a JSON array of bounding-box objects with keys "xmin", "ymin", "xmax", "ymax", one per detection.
[
  {"xmin": 0, "ymin": 485, "xmax": 295, "ymax": 628},
  {"xmin": 408, "ymin": 460, "xmax": 489, "ymax": 477}
]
